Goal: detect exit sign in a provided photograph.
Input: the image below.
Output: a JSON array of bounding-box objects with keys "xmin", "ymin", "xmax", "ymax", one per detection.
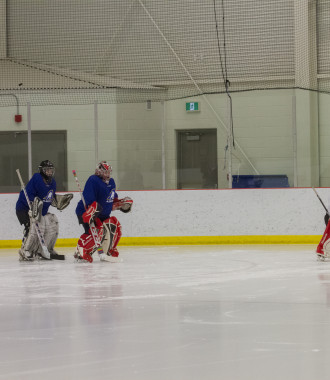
[{"xmin": 186, "ymin": 102, "xmax": 200, "ymax": 112}]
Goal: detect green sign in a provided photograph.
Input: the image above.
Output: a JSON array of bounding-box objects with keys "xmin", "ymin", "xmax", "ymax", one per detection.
[{"xmin": 186, "ymin": 102, "xmax": 200, "ymax": 112}]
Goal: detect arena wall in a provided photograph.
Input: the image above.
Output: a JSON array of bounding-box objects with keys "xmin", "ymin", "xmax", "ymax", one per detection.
[
  {"xmin": 1, "ymin": 188, "xmax": 327, "ymax": 248},
  {"xmin": 0, "ymin": 88, "xmax": 321, "ymax": 192}
]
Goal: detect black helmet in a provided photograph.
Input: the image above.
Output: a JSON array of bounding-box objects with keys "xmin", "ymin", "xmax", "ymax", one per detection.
[{"xmin": 38, "ymin": 160, "xmax": 55, "ymax": 183}]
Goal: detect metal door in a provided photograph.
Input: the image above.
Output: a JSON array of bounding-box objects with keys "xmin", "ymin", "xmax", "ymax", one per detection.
[
  {"xmin": 177, "ymin": 129, "xmax": 218, "ymax": 189},
  {"xmin": 0, "ymin": 130, "xmax": 68, "ymax": 192}
]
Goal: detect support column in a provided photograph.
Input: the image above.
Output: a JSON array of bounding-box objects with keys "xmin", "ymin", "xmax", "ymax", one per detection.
[
  {"xmin": 27, "ymin": 102, "xmax": 32, "ymax": 179},
  {"xmin": 294, "ymin": 0, "xmax": 319, "ymax": 187},
  {"xmin": 0, "ymin": 0, "xmax": 6, "ymax": 58},
  {"xmin": 94, "ymin": 101, "xmax": 99, "ymax": 166}
]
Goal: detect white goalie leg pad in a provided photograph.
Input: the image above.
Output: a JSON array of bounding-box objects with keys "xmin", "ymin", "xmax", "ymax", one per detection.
[
  {"xmin": 100, "ymin": 217, "xmax": 122, "ymax": 260},
  {"xmin": 23, "ymin": 217, "xmax": 46, "ymax": 257},
  {"xmin": 20, "ymin": 225, "xmax": 38, "ymax": 259},
  {"xmin": 43, "ymin": 213, "xmax": 59, "ymax": 253},
  {"xmin": 323, "ymin": 239, "xmax": 330, "ymax": 258},
  {"xmin": 100, "ymin": 217, "xmax": 120, "ymax": 254},
  {"xmin": 101, "ymin": 222, "xmax": 111, "ymax": 254}
]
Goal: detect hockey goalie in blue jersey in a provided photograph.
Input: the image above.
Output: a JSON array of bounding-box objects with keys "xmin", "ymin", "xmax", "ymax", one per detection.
[
  {"xmin": 74, "ymin": 161, "xmax": 133, "ymax": 263},
  {"xmin": 16, "ymin": 160, "xmax": 73, "ymax": 261}
]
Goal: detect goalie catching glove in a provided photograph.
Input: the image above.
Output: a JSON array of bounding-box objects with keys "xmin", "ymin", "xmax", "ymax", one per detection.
[
  {"xmin": 51, "ymin": 193, "xmax": 74, "ymax": 211},
  {"xmin": 113, "ymin": 197, "xmax": 133, "ymax": 213}
]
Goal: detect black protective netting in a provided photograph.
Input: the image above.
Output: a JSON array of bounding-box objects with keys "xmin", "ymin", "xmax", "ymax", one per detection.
[{"xmin": 0, "ymin": 0, "xmax": 328, "ymax": 106}]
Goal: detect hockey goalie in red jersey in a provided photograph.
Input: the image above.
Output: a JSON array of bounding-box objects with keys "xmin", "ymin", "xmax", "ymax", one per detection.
[{"xmin": 74, "ymin": 161, "xmax": 133, "ymax": 263}]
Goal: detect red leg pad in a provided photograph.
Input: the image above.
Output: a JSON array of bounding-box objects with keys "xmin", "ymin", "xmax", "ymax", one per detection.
[{"xmin": 76, "ymin": 233, "xmax": 94, "ymax": 262}]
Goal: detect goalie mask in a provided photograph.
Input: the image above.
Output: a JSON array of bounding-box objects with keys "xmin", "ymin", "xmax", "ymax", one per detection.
[
  {"xmin": 39, "ymin": 160, "xmax": 55, "ymax": 183},
  {"xmin": 95, "ymin": 161, "xmax": 112, "ymax": 184}
]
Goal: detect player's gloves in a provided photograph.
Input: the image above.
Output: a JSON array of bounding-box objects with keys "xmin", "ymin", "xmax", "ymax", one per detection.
[
  {"xmin": 112, "ymin": 197, "xmax": 133, "ymax": 213},
  {"xmin": 28, "ymin": 197, "xmax": 43, "ymax": 222},
  {"xmin": 51, "ymin": 193, "xmax": 74, "ymax": 210},
  {"xmin": 82, "ymin": 201, "xmax": 102, "ymax": 224}
]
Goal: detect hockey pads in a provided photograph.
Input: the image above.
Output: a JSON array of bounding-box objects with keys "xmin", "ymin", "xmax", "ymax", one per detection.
[
  {"xmin": 44, "ymin": 213, "xmax": 59, "ymax": 254},
  {"xmin": 101, "ymin": 216, "xmax": 122, "ymax": 255},
  {"xmin": 20, "ymin": 213, "xmax": 63, "ymax": 260},
  {"xmin": 113, "ymin": 197, "xmax": 133, "ymax": 213},
  {"xmin": 82, "ymin": 201, "xmax": 102, "ymax": 224},
  {"xmin": 51, "ymin": 193, "xmax": 74, "ymax": 211},
  {"xmin": 75, "ymin": 234, "xmax": 94, "ymax": 263},
  {"xmin": 28, "ymin": 197, "xmax": 43, "ymax": 222}
]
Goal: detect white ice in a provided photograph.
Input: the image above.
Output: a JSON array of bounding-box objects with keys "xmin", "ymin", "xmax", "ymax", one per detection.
[{"xmin": 0, "ymin": 245, "xmax": 329, "ymax": 380}]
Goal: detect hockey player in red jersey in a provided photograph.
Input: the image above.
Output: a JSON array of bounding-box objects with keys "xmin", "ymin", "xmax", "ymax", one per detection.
[
  {"xmin": 316, "ymin": 212, "xmax": 330, "ymax": 259},
  {"xmin": 74, "ymin": 161, "xmax": 133, "ymax": 263}
]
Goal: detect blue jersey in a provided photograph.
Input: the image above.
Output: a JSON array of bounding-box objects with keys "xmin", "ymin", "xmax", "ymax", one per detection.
[
  {"xmin": 76, "ymin": 175, "xmax": 118, "ymax": 220},
  {"xmin": 16, "ymin": 173, "xmax": 56, "ymax": 216}
]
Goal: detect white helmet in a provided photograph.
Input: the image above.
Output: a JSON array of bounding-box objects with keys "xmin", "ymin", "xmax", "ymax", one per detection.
[{"xmin": 95, "ymin": 161, "xmax": 112, "ymax": 184}]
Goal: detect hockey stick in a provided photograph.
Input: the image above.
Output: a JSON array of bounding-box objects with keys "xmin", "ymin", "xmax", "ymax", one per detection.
[
  {"xmin": 16, "ymin": 169, "xmax": 52, "ymax": 260},
  {"xmin": 312, "ymin": 187, "xmax": 330, "ymax": 216},
  {"xmin": 72, "ymin": 170, "xmax": 109, "ymax": 261}
]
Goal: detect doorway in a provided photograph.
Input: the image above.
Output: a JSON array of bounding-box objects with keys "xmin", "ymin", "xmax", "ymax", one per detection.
[
  {"xmin": 177, "ymin": 129, "xmax": 218, "ymax": 189},
  {"xmin": 0, "ymin": 130, "xmax": 68, "ymax": 192}
]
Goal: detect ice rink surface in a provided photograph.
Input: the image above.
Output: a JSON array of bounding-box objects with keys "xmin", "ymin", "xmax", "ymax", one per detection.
[{"xmin": 1, "ymin": 244, "xmax": 330, "ymax": 380}]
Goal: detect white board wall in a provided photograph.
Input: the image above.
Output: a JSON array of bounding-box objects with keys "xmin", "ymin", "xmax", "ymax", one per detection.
[{"xmin": 2, "ymin": 188, "xmax": 327, "ymax": 241}]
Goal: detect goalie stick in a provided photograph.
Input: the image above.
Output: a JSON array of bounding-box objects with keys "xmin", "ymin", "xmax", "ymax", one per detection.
[
  {"xmin": 72, "ymin": 170, "xmax": 110, "ymax": 261},
  {"xmin": 16, "ymin": 169, "xmax": 64, "ymax": 260},
  {"xmin": 312, "ymin": 187, "xmax": 330, "ymax": 216}
]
